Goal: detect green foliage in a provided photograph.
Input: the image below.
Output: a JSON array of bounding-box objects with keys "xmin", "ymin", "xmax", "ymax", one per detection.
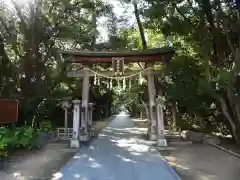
[
  {"xmin": 218, "ymin": 70, "xmax": 233, "ymax": 88},
  {"xmin": 39, "ymin": 120, "xmax": 53, "ymax": 132},
  {"xmin": 0, "ymin": 126, "xmax": 39, "ymax": 156},
  {"xmin": 14, "ymin": 126, "xmax": 39, "ymax": 150},
  {"xmin": 112, "ymin": 85, "xmax": 146, "ymax": 116},
  {"xmin": 164, "ymin": 56, "xmax": 206, "ymax": 103},
  {"xmin": 0, "ymin": 0, "xmax": 239, "ymax": 142},
  {"xmin": 0, "ymin": 0, "xmax": 116, "ymax": 127}
]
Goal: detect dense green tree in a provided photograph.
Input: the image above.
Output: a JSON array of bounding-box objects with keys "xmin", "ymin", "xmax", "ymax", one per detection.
[
  {"xmin": 1, "ymin": 0, "xmax": 240, "ymax": 144},
  {"xmin": 0, "ymin": 0, "xmax": 115, "ymax": 125},
  {"xmin": 143, "ymin": 0, "xmax": 240, "ymax": 142}
]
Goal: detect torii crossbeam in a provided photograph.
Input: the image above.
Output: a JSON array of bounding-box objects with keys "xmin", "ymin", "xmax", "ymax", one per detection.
[{"xmin": 61, "ymin": 48, "xmax": 174, "ymax": 63}]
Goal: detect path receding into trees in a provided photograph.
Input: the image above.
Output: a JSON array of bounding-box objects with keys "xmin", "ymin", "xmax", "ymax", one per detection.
[{"xmin": 56, "ymin": 113, "xmax": 181, "ymax": 180}]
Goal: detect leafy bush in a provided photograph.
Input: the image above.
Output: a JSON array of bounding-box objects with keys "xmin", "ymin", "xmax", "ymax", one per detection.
[
  {"xmin": 0, "ymin": 140, "xmax": 8, "ymax": 157},
  {"xmin": 39, "ymin": 120, "xmax": 52, "ymax": 132},
  {"xmin": 0, "ymin": 125, "xmax": 40, "ymax": 156},
  {"xmin": 14, "ymin": 126, "xmax": 39, "ymax": 150},
  {"xmin": 0, "ymin": 127, "xmax": 16, "ymax": 150}
]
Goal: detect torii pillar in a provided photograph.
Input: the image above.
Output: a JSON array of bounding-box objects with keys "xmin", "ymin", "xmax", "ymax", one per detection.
[
  {"xmin": 146, "ymin": 62, "xmax": 167, "ymax": 146},
  {"xmin": 146, "ymin": 62, "xmax": 157, "ymax": 140},
  {"xmin": 80, "ymin": 65, "xmax": 90, "ymax": 141}
]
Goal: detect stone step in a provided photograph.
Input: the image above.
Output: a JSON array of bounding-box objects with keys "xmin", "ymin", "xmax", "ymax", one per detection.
[
  {"xmin": 166, "ymin": 135, "xmax": 183, "ymax": 142},
  {"xmin": 155, "ymin": 146, "xmax": 178, "ymax": 151},
  {"xmin": 168, "ymin": 141, "xmax": 192, "ymax": 146},
  {"xmin": 166, "ymin": 136, "xmax": 182, "ymax": 140}
]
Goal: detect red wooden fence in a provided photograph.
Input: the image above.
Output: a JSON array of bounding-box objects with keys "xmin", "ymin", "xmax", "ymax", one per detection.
[{"xmin": 0, "ymin": 99, "xmax": 19, "ymax": 124}]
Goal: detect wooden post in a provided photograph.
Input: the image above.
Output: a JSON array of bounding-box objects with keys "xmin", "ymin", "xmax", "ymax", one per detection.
[
  {"xmin": 70, "ymin": 99, "xmax": 81, "ymax": 148},
  {"xmin": 146, "ymin": 62, "xmax": 157, "ymax": 140}
]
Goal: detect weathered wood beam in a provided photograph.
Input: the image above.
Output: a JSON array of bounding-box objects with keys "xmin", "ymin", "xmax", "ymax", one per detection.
[
  {"xmin": 67, "ymin": 70, "xmax": 162, "ymax": 77},
  {"xmin": 61, "ymin": 48, "xmax": 175, "ymax": 63}
]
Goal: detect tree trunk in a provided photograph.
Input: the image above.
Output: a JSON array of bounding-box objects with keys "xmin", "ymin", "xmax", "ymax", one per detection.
[
  {"xmin": 218, "ymin": 95, "xmax": 240, "ymax": 144},
  {"xmin": 133, "ymin": 2, "xmax": 147, "ymax": 49},
  {"xmin": 171, "ymin": 102, "xmax": 177, "ymax": 132},
  {"xmin": 90, "ymin": 0, "xmax": 97, "ymax": 49}
]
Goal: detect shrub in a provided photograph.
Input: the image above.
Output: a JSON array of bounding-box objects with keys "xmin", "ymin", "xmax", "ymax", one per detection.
[
  {"xmin": 39, "ymin": 120, "xmax": 52, "ymax": 132},
  {"xmin": 0, "ymin": 125, "xmax": 40, "ymax": 152},
  {"xmin": 14, "ymin": 126, "xmax": 39, "ymax": 150}
]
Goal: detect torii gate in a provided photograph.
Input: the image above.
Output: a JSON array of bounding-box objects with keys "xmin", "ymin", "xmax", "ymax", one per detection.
[{"xmin": 61, "ymin": 48, "xmax": 175, "ymax": 148}]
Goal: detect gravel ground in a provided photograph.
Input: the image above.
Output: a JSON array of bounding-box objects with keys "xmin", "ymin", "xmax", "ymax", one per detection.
[{"xmin": 160, "ymin": 144, "xmax": 240, "ymax": 180}]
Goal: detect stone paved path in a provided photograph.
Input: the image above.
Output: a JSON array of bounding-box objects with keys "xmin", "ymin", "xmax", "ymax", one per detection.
[{"xmin": 55, "ymin": 114, "xmax": 181, "ymax": 180}]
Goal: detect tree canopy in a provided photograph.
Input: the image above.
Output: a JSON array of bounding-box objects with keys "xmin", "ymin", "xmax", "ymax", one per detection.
[{"xmin": 1, "ymin": 0, "xmax": 240, "ymax": 144}]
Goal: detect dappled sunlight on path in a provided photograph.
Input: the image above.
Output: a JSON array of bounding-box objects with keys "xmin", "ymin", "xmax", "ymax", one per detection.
[{"xmin": 53, "ymin": 114, "xmax": 181, "ymax": 180}]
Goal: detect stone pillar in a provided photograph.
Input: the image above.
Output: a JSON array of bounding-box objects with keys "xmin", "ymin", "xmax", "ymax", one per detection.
[
  {"xmin": 80, "ymin": 107, "xmax": 85, "ymax": 131},
  {"xmin": 88, "ymin": 103, "xmax": 94, "ymax": 137},
  {"xmin": 80, "ymin": 67, "xmax": 90, "ymax": 141},
  {"xmin": 64, "ymin": 107, "xmax": 68, "ymax": 134},
  {"xmin": 70, "ymin": 99, "xmax": 81, "ymax": 148},
  {"xmin": 62, "ymin": 101, "xmax": 70, "ymax": 135},
  {"xmin": 146, "ymin": 62, "xmax": 157, "ymax": 140},
  {"xmin": 156, "ymin": 103, "xmax": 167, "ymax": 146},
  {"xmin": 88, "ymin": 103, "xmax": 93, "ymax": 127}
]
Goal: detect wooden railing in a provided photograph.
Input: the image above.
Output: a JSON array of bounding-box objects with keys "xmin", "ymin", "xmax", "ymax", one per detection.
[{"xmin": 57, "ymin": 128, "xmax": 73, "ymax": 140}]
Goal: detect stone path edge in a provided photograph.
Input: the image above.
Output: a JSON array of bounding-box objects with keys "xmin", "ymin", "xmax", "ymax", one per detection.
[
  {"xmin": 161, "ymin": 157, "xmax": 182, "ymax": 180},
  {"xmin": 56, "ymin": 116, "xmax": 115, "ymax": 173},
  {"xmin": 153, "ymin": 149, "xmax": 182, "ymax": 180},
  {"xmin": 210, "ymin": 143, "xmax": 240, "ymax": 159}
]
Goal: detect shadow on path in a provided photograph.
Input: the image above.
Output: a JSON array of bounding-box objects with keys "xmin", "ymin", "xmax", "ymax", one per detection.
[{"xmin": 53, "ymin": 114, "xmax": 181, "ymax": 180}]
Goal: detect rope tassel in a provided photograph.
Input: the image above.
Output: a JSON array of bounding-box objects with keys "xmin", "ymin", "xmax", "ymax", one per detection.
[
  {"xmin": 139, "ymin": 73, "xmax": 143, "ymax": 85},
  {"xmin": 97, "ymin": 77, "xmax": 100, "ymax": 85},
  {"xmin": 94, "ymin": 74, "xmax": 97, "ymax": 85},
  {"xmin": 80, "ymin": 67, "xmax": 152, "ymax": 88},
  {"xmin": 110, "ymin": 79, "xmax": 113, "ymax": 89}
]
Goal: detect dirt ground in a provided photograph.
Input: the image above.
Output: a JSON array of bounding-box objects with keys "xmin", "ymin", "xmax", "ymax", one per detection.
[
  {"xmin": 0, "ymin": 120, "xmax": 109, "ymax": 180},
  {"xmin": 160, "ymin": 144, "xmax": 240, "ymax": 180},
  {"xmin": 0, "ymin": 143, "xmax": 78, "ymax": 180},
  {"xmin": 133, "ymin": 118, "xmax": 240, "ymax": 180}
]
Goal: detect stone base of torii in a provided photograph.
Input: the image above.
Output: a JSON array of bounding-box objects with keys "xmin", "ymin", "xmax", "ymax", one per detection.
[
  {"xmin": 60, "ymin": 98, "xmax": 95, "ymax": 148},
  {"xmin": 70, "ymin": 100, "xmax": 94, "ymax": 148},
  {"xmin": 68, "ymin": 102, "xmax": 167, "ymax": 148},
  {"xmin": 146, "ymin": 103, "xmax": 167, "ymax": 147}
]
